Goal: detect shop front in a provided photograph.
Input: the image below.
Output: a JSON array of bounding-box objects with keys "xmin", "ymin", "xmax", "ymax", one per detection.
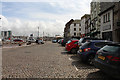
[{"xmin": 102, "ymin": 31, "xmax": 113, "ymax": 41}]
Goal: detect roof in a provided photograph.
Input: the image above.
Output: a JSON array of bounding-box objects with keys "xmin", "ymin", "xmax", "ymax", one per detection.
[
  {"xmin": 71, "ymin": 40, "xmax": 79, "ymax": 42},
  {"xmin": 107, "ymin": 42, "xmax": 120, "ymax": 47},
  {"xmin": 72, "ymin": 20, "xmax": 81, "ymax": 24},
  {"xmin": 65, "ymin": 19, "xmax": 74, "ymax": 27},
  {"xmin": 81, "ymin": 14, "xmax": 90, "ymax": 20},
  {"xmin": 99, "ymin": 5, "xmax": 115, "ymax": 16},
  {"xmin": 89, "ymin": 40, "xmax": 112, "ymax": 43}
]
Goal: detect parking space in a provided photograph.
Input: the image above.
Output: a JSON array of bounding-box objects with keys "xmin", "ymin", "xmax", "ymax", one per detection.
[{"xmin": 2, "ymin": 41, "xmax": 115, "ymax": 79}]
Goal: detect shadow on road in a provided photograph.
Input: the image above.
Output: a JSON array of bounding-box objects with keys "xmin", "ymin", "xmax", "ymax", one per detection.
[
  {"xmin": 61, "ymin": 51, "xmax": 69, "ymax": 55},
  {"xmin": 70, "ymin": 55, "xmax": 80, "ymax": 60},
  {"xmin": 72, "ymin": 60, "xmax": 95, "ymax": 69},
  {"xmin": 58, "ymin": 44, "xmax": 64, "ymax": 47},
  {"xmin": 85, "ymin": 71, "xmax": 115, "ymax": 80},
  {"xmin": 61, "ymin": 51, "xmax": 77, "ymax": 55}
]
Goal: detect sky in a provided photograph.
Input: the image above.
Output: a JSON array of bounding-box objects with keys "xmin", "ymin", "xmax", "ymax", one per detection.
[{"xmin": 0, "ymin": 0, "xmax": 92, "ymax": 37}]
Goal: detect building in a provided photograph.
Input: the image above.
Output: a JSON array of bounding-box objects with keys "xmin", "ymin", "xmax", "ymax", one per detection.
[
  {"xmin": 99, "ymin": 2, "xmax": 114, "ymax": 41},
  {"xmin": 113, "ymin": 2, "xmax": 120, "ymax": 42},
  {"xmin": 1, "ymin": 31, "xmax": 12, "ymax": 40},
  {"xmin": 99, "ymin": 2, "xmax": 120, "ymax": 42},
  {"xmin": 70, "ymin": 20, "xmax": 81, "ymax": 37},
  {"xmin": 90, "ymin": 1, "xmax": 101, "ymax": 38},
  {"xmin": 81, "ymin": 14, "xmax": 90, "ymax": 38},
  {"xmin": 64, "ymin": 19, "xmax": 74, "ymax": 38},
  {"xmin": 85, "ymin": 16, "xmax": 91, "ymax": 37}
]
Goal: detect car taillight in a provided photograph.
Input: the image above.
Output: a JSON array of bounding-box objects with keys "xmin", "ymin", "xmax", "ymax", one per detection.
[
  {"xmin": 106, "ymin": 56, "xmax": 120, "ymax": 62},
  {"xmin": 62, "ymin": 40, "xmax": 63, "ymax": 43},
  {"xmin": 83, "ymin": 48, "xmax": 91, "ymax": 52},
  {"xmin": 111, "ymin": 57, "xmax": 120, "ymax": 61},
  {"xmin": 68, "ymin": 44, "xmax": 71, "ymax": 47}
]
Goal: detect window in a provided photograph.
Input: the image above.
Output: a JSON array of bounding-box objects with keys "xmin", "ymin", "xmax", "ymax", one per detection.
[
  {"xmin": 74, "ymin": 23, "xmax": 76, "ymax": 26},
  {"xmin": 67, "ymin": 40, "xmax": 72, "ymax": 44},
  {"xmin": 74, "ymin": 28, "xmax": 76, "ymax": 31},
  {"xmin": 74, "ymin": 41, "xmax": 78, "ymax": 44},
  {"xmin": 101, "ymin": 45, "xmax": 120, "ymax": 53},
  {"xmin": 95, "ymin": 42, "xmax": 110, "ymax": 48},
  {"xmin": 103, "ymin": 12, "xmax": 111, "ymax": 23},
  {"xmin": 106, "ymin": 14, "xmax": 107, "ymax": 22},
  {"xmin": 103, "ymin": 15, "xmax": 105, "ymax": 23},
  {"xmin": 108, "ymin": 13, "xmax": 110, "ymax": 22},
  {"xmin": 82, "ymin": 42, "xmax": 91, "ymax": 48},
  {"xmin": 79, "ymin": 24, "xmax": 81, "ymax": 26},
  {"xmin": 79, "ymin": 28, "xmax": 81, "ymax": 31},
  {"xmin": 74, "ymin": 33, "xmax": 76, "ymax": 36}
]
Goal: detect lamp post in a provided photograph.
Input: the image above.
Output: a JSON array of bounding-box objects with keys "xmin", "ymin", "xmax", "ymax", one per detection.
[{"xmin": 38, "ymin": 27, "xmax": 39, "ymax": 38}]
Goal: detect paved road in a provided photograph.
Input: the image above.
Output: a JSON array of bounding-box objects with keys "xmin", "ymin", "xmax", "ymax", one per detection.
[{"xmin": 2, "ymin": 41, "xmax": 113, "ymax": 79}]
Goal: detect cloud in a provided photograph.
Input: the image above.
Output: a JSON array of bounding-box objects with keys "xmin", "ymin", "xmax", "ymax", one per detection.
[
  {"xmin": 1, "ymin": 1, "xmax": 92, "ymax": 37},
  {"xmin": 1, "ymin": 15, "xmax": 64, "ymax": 37}
]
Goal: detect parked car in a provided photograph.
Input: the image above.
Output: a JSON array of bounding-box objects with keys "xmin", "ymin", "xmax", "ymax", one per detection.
[
  {"xmin": 77, "ymin": 40, "xmax": 111, "ymax": 65},
  {"xmin": 38, "ymin": 40, "xmax": 44, "ymax": 44},
  {"xmin": 94, "ymin": 43, "xmax": 120, "ymax": 79},
  {"xmin": 13, "ymin": 39, "xmax": 23, "ymax": 42},
  {"xmin": 27, "ymin": 38, "xmax": 36, "ymax": 43},
  {"xmin": 61, "ymin": 38, "xmax": 78, "ymax": 46},
  {"xmin": 4, "ymin": 39, "xmax": 11, "ymax": 44},
  {"xmin": 52, "ymin": 39, "xmax": 57, "ymax": 43},
  {"xmin": 58, "ymin": 39, "xmax": 63, "ymax": 44},
  {"xmin": 78, "ymin": 37, "xmax": 103, "ymax": 47},
  {"xmin": 27, "ymin": 38, "xmax": 36, "ymax": 45},
  {"xmin": 61, "ymin": 38, "xmax": 70, "ymax": 46},
  {"xmin": 65, "ymin": 40, "xmax": 79, "ymax": 54}
]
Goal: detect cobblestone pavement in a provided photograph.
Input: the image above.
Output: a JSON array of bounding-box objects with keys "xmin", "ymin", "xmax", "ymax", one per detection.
[
  {"xmin": 2, "ymin": 41, "xmax": 113, "ymax": 79},
  {"xmin": 2, "ymin": 43, "xmax": 36, "ymax": 49}
]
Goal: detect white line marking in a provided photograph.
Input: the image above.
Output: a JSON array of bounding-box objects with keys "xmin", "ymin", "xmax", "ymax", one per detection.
[
  {"xmin": 69, "ymin": 57, "xmax": 72, "ymax": 61},
  {"xmin": 74, "ymin": 65, "xmax": 79, "ymax": 71}
]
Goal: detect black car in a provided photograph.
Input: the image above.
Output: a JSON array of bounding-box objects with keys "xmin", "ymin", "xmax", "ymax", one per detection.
[
  {"xmin": 77, "ymin": 40, "xmax": 111, "ymax": 65},
  {"xmin": 94, "ymin": 43, "xmax": 120, "ymax": 79},
  {"xmin": 61, "ymin": 38, "xmax": 71, "ymax": 46},
  {"xmin": 52, "ymin": 39, "xmax": 57, "ymax": 43}
]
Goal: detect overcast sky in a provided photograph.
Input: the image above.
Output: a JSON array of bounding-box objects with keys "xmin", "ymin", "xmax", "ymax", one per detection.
[{"xmin": 0, "ymin": 0, "xmax": 92, "ymax": 37}]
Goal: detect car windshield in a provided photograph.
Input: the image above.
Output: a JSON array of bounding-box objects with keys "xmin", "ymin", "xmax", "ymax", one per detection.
[
  {"xmin": 79, "ymin": 38, "xmax": 83, "ymax": 43},
  {"xmin": 80, "ymin": 42, "xmax": 91, "ymax": 48},
  {"xmin": 101, "ymin": 45, "xmax": 120, "ymax": 53},
  {"xmin": 67, "ymin": 40, "xmax": 72, "ymax": 44}
]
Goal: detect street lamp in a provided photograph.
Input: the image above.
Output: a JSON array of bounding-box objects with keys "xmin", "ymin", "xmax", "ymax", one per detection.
[{"xmin": 38, "ymin": 27, "xmax": 39, "ymax": 38}]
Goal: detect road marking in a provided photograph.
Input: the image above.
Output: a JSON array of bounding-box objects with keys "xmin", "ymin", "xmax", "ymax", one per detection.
[
  {"xmin": 69, "ymin": 57, "xmax": 72, "ymax": 61},
  {"xmin": 74, "ymin": 65, "xmax": 79, "ymax": 71}
]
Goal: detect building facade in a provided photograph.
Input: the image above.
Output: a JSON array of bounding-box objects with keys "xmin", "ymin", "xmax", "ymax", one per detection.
[
  {"xmin": 99, "ymin": 3, "xmax": 114, "ymax": 41},
  {"xmin": 81, "ymin": 14, "xmax": 90, "ymax": 38},
  {"xmin": 70, "ymin": 20, "xmax": 81, "ymax": 37},
  {"xmin": 64, "ymin": 19, "xmax": 74, "ymax": 38},
  {"xmin": 90, "ymin": 1, "xmax": 101, "ymax": 38},
  {"xmin": 99, "ymin": 2, "xmax": 120, "ymax": 42},
  {"xmin": 1, "ymin": 31, "xmax": 12, "ymax": 40},
  {"xmin": 113, "ymin": 2, "xmax": 120, "ymax": 42},
  {"xmin": 85, "ymin": 16, "xmax": 91, "ymax": 37}
]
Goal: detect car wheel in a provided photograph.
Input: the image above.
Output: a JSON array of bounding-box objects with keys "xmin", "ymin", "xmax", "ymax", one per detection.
[
  {"xmin": 70, "ymin": 48, "xmax": 77, "ymax": 54},
  {"xmin": 88, "ymin": 55, "xmax": 95, "ymax": 65}
]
